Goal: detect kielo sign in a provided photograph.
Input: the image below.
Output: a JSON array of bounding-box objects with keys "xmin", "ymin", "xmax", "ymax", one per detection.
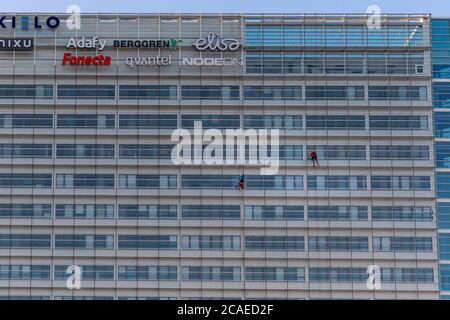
[
  {"xmin": 0, "ymin": 15, "xmax": 60, "ymax": 29},
  {"xmin": 192, "ymin": 33, "xmax": 240, "ymax": 51}
]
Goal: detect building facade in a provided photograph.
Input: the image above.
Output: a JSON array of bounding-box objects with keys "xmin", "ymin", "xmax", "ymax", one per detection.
[{"xmin": 0, "ymin": 13, "xmax": 439, "ymax": 299}]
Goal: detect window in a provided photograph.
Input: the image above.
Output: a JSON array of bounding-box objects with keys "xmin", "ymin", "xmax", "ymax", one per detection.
[
  {"xmin": 119, "ymin": 85, "xmax": 177, "ymax": 99},
  {"xmin": 54, "ymin": 265, "xmax": 114, "ymax": 281},
  {"xmin": 119, "ymin": 114, "xmax": 177, "ymax": 129},
  {"xmin": 56, "ymin": 174, "xmax": 115, "ymax": 189},
  {"xmin": 380, "ymin": 268, "xmax": 433, "ymax": 283},
  {"xmin": 370, "ymin": 145, "xmax": 429, "ymax": 160},
  {"xmin": 57, "ymin": 85, "xmax": 115, "ymax": 99},
  {"xmin": 182, "ymin": 175, "xmax": 303, "ymax": 190},
  {"xmin": 308, "ymin": 206, "xmax": 368, "ymax": 221},
  {"xmin": 308, "ymin": 236, "xmax": 368, "ymax": 251},
  {"xmin": 0, "ymin": 234, "xmax": 51, "ymax": 249},
  {"xmin": 181, "ymin": 235, "xmax": 241, "ymax": 250},
  {"xmin": 309, "ymin": 267, "xmax": 367, "ymax": 282},
  {"xmin": 441, "ymin": 264, "xmax": 450, "ymax": 291},
  {"xmin": 0, "ymin": 173, "xmax": 52, "ymax": 188},
  {"xmin": 55, "ymin": 235, "xmax": 114, "ymax": 249},
  {"xmin": 57, "ymin": 114, "xmax": 115, "ymax": 129},
  {"xmin": 307, "ymin": 145, "xmax": 366, "ymax": 160},
  {"xmin": 439, "ymin": 234, "xmax": 450, "ymax": 260},
  {"xmin": 0, "ymin": 84, "xmax": 53, "ymax": 99},
  {"xmin": 181, "ymin": 205, "xmax": 240, "ymax": 220},
  {"xmin": 245, "ymin": 25, "xmax": 303, "ymax": 47},
  {"xmin": 56, "ymin": 144, "xmax": 115, "ymax": 159},
  {"xmin": 0, "ymin": 144, "xmax": 52, "ymax": 158},
  {"xmin": 0, "ymin": 265, "xmax": 50, "ymax": 280},
  {"xmin": 246, "ymin": 52, "xmax": 302, "ymax": 74},
  {"xmin": 306, "ymin": 115, "xmax": 365, "ymax": 129},
  {"xmin": 245, "ymin": 205, "xmax": 304, "ymax": 220},
  {"xmin": 370, "ymin": 115, "xmax": 428, "ymax": 130},
  {"xmin": 244, "ymin": 115, "xmax": 302, "ymax": 130},
  {"xmin": 119, "ymin": 174, "xmax": 177, "ymax": 189},
  {"xmin": 118, "ymin": 205, "xmax": 177, "ymax": 219},
  {"xmin": 182, "ymin": 266, "xmax": 241, "ymax": 281},
  {"xmin": 372, "ymin": 206, "xmax": 432, "ymax": 221},
  {"xmin": 373, "ymin": 237, "xmax": 432, "ymax": 251},
  {"xmin": 55, "ymin": 204, "xmax": 114, "ymax": 219},
  {"xmin": 433, "ymin": 82, "xmax": 450, "ymax": 107},
  {"xmin": 181, "ymin": 86, "xmax": 239, "ymax": 100},
  {"xmin": 438, "ymin": 203, "xmax": 450, "ymax": 228},
  {"xmin": 181, "ymin": 114, "xmax": 240, "ymax": 129},
  {"xmin": 243, "ymin": 86, "xmax": 302, "ymax": 100},
  {"xmin": 310, "ymin": 267, "xmax": 433, "ymax": 283},
  {"xmin": 435, "ymin": 112, "xmax": 450, "ymax": 138},
  {"xmin": 119, "ymin": 144, "xmax": 174, "ymax": 159},
  {"xmin": 307, "ymin": 175, "xmax": 367, "ymax": 190},
  {"xmin": 371, "ymin": 176, "xmax": 430, "ymax": 190},
  {"xmin": 436, "ymin": 142, "xmax": 450, "ymax": 168},
  {"xmin": 245, "ymin": 236, "xmax": 304, "ymax": 251},
  {"xmin": 0, "ymin": 204, "xmax": 51, "ymax": 218},
  {"xmin": 369, "ymin": 86, "xmax": 427, "ymax": 100},
  {"xmin": 0, "ymin": 114, "xmax": 53, "ymax": 128},
  {"xmin": 245, "ymin": 175, "xmax": 303, "ymax": 190},
  {"xmin": 118, "ymin": 235, "xmax": 177, "ymax": 249},
  {"xmin": 118, "ymin": 266, "xmax": 177, "ymax": 280},
  {"xmin": 305, "ymin": 86, "xmax": 364, "ymax": 100},
  {"xmin": 246, "ymin": 267, "xmax": 305, "ymax": 282}
]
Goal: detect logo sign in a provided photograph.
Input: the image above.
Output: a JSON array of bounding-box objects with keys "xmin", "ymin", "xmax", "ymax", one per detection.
[
  {"xmin": 62, "ymin": 53, "xmax": 111, "ymax": 66},
  {"xmin": 114, "ymin": 39, "xmax": 178, "ymax": 49},
  {"xmin": 67, "ymin": 37, "xmax": 106, "ymax": 51},
  {"xmin": 125, "ymin": 56, "xmax": 172, "ymax": 68},
  {"xmin": 0, "ymin": 16, "xmax": 60, "ymax": 29},
  {"xmin": 0, "ymin": 38, "xmax": 33, "ymax": 51},
  {"xmin": 181, "ymin": 57, "xmax": 242, "ymax": 66},
  {"xmin": 193, "ymin": 33, "xmax": 240, "ymax": 51}
]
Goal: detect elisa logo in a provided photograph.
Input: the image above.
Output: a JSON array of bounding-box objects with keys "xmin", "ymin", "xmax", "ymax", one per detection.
[
  {"xmin": 0, "ymin": 16, "xmax": 60, "ymax": 29},
  {"xmin": 193, "ymin": 33, "xmax": 240, "ymax": 51}
]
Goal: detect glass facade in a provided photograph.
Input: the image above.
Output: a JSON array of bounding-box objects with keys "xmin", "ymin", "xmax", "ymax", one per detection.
[{"xmin": 432, "ymin": 18, "xmax": 450, "ymax": 298}]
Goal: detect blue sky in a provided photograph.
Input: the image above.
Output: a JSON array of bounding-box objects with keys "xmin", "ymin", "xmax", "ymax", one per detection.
[{"xmin": 1, "ymin": 0, "xmax": 450, "ymax": 16}]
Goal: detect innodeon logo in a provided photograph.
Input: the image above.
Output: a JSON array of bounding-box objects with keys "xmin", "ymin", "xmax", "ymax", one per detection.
[{"xmin": 0, "ymin": 16, "xmax": 60, "ymax": 29}]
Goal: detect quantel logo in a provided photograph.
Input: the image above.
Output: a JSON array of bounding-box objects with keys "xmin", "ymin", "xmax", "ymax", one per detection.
[{"xmin": 192, "ymin": 33, "xmax": 240, "ymax": 51}]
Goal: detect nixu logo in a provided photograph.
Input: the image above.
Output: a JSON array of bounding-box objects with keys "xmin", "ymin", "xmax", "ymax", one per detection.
[
  {"xmin": 193, "ymin": 33, "xmax": 240, "ymax": 51},
  {"xmin": 0, "ymin": 16, "xmax": 60, "ymax": 29}
]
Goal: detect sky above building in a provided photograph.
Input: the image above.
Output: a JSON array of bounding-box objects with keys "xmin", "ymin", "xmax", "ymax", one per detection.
[{"xmin": 1, "ymin": 0, "xmax": 449, "ymax": 16}]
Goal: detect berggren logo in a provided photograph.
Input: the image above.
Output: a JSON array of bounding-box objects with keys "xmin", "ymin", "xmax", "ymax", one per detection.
[
  {"xmin": 114, "ymin": 39, "xmax": 179, "ymax": 49},
  {"xmin": 193, "ymin": 32, "xmax": 240, "ymax": 51},
  {"xmin": 0, "ymin": 16, "xmax": 60, "ymax": 29},
  {"xmin": 0, "ymin": 38, "xmax": 33, "ymax": 51}
]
